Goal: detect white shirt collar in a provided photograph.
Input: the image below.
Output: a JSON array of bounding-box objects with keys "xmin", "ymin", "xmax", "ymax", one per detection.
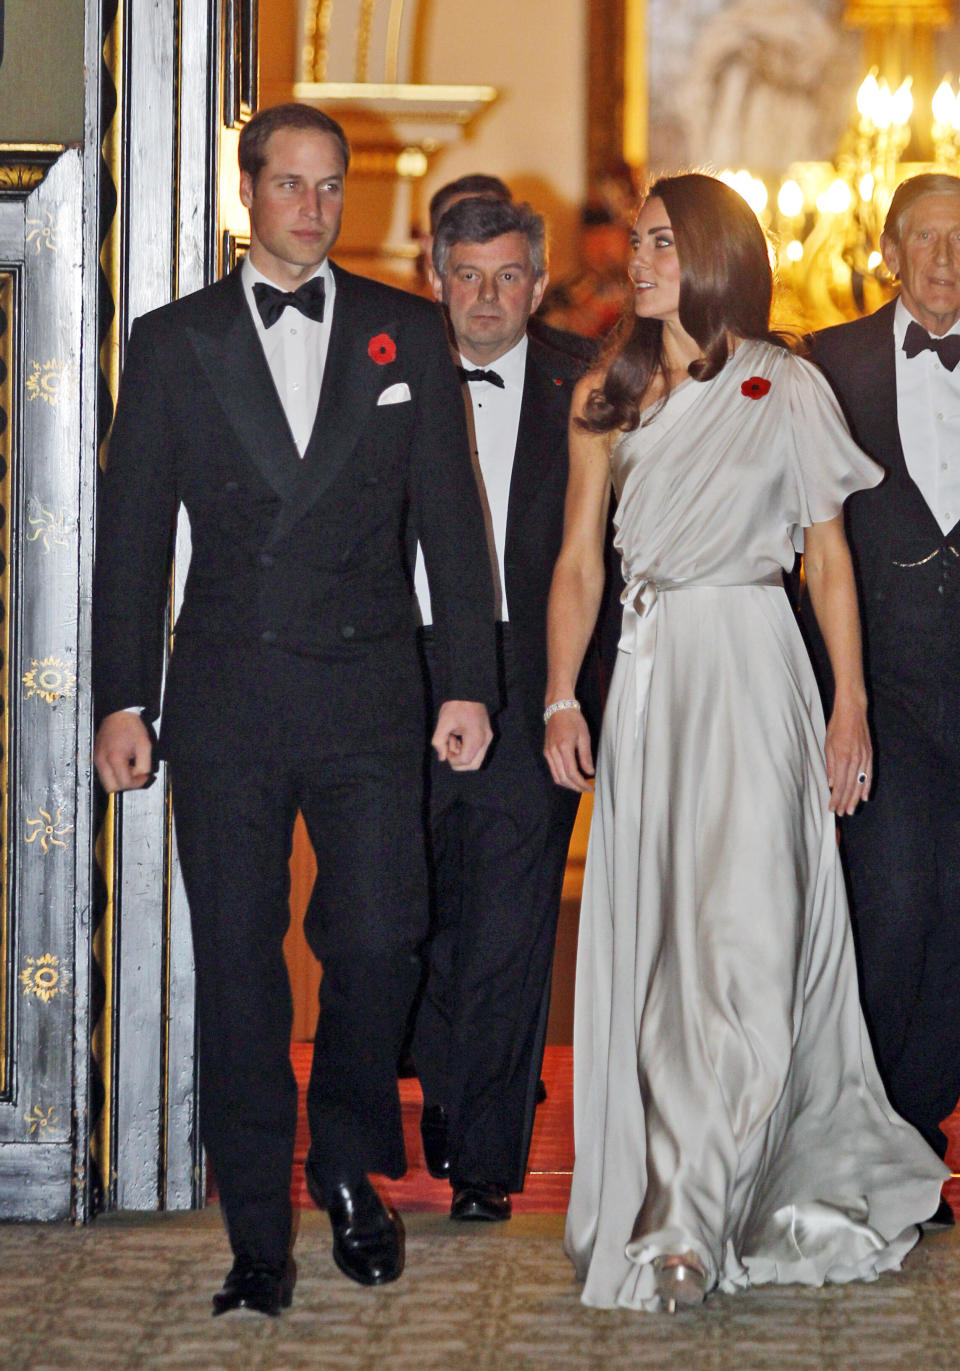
[
  {"xmin": 459, "ymin": 333, "xmax": 528, "ymax": 389},
  {"xmin": 893, "ymin": 293, "xmax": 960, "ymax": 344}
]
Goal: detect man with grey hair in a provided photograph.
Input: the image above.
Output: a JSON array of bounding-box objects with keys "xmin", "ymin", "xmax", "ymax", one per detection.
[
  {"xmin": 411, "ymin": 196, "xmax": 608, "ymax": 1220},
  {"xmin": 806, "ymin": 174, "xmax": 960, "ymax": 1215}
]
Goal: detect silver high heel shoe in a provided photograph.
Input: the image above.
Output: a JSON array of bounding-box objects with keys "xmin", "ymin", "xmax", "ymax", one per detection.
[{"xmin": 653, "ymin": 1253, "xmax": 707, "ymax": 1313}]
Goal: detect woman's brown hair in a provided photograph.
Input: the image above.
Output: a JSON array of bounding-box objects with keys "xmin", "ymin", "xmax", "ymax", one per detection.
[{"xmin": 580, "ymin": 172, "xmax": 790, "ymax": 434}]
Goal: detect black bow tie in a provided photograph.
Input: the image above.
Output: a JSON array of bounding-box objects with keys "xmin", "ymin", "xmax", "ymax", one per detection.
[
  {"xmin": 252, "ymin": 276, "xmax": 326, "ymax": 328},
  {"xmin": 902, "ymin": 318, "xmax": 960, "ymax": 372},
  {"xmin": 457, "ymin": 365, "xmax": 505, "ymax": 389}
]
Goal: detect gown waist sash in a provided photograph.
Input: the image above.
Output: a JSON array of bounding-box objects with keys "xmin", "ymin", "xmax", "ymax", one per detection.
[{"xmin": 618, "ymin": 571, "xmax": 784, "ymax": 735}]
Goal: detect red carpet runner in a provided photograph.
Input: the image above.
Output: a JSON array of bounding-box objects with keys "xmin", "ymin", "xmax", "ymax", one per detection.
[
  {"xmin": 286, "ymin": 1043, "xmax": 959, "ymax": 1218},
  {"xmin": 289, "ymin": 1044, "xmax": 575, "ymax": 1214}
]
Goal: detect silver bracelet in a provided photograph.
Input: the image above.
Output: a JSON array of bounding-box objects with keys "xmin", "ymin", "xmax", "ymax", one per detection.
[{"xmin": 543, "ymin": 698, "xmax": 581, "ymax": 724}]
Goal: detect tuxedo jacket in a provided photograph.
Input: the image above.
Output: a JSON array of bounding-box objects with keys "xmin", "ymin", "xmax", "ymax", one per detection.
[
  {"xmin": 809, "ymin": 300, "xmax": 960, "ymax": 741},
  {"xmin": 489, "ymin": 334, "xmax": 606, "ymax": 757},
  {"xmin": 92, "ymin": 263, "xmax": 498, "ymax": 754}
]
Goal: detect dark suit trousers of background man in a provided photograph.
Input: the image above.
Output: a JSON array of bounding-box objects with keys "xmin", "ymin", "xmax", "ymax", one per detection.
[
  {"xmin": 809, "ymin": 305, "xmax": 960, "ymax": 1157},
  {"xmin": 413, "ymin": 629, "xmax": 580, "ymax": 1190}
]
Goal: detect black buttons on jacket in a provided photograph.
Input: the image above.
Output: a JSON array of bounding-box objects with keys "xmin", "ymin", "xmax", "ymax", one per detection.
[
  {"xmin": 261, "ymin": 630, "xmax": 278, "ymax": 644},
  {"xmin": 259, "ymin": 552, "xmax": 274, "ymax": 568},
  {"xmin": 340, "ymin": 625, "xmax": 356, "ymax": 640}
]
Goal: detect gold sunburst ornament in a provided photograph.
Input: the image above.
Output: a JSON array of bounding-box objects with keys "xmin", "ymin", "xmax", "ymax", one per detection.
[
  {"xmin": 24, "ymin": 806, "xmax": 73, "ymax": 853},
  {"xmin": 20, "ymin": 953, "xmax": 65, "ymax": 1003},
  {"xmin": 22, "ymin": 656, "xmax": 77, "ymax": 704},
  {"xmin": 25, "ymin": 1104, "xmax": 58, "ymax": 1136},
  {"xmin": 25, "ymin": 357, "xmax": 76, "ymax": 407},
  {"xmin": 26, "ymin": 503, "xmax": 71, "ymax": 553},
  {"xmin": 25, "ymin": 210, "xmax": 57, "ymax": 254}
]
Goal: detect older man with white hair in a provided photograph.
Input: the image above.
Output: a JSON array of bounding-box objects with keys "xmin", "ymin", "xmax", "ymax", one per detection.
[{"xmin": 807, "ymin": 175, "xmax": 960, "ymax": 1216}]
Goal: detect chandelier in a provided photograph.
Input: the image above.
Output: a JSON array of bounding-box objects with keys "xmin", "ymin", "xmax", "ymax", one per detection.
[{"xmin": 717, "ymin": 0, "xmax": 960, "ymax": 326}]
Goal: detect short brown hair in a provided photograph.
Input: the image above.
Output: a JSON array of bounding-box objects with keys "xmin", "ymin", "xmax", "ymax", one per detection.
[
  {"xmin": 883, "ymin": 172, "xmax": 960, "ymax": 245},
  {"xmin": 238, "ymin": 104, "xmax": 350, "ymax": 184},
  {"xmin": 433, "ymin": 197, "xmax": 547, "ymax": 277}
]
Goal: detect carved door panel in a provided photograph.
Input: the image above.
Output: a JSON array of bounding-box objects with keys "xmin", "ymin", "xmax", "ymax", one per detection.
[
  {"xmin": 0, "ymin": 150, "xmax": 85, "ymax": 1219},
  {"xmin": 0, "ymin": 1, "xmax": 256, "ymax": 1222}
]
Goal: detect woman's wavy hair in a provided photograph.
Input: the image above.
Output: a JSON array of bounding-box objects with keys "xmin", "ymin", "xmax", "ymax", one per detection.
[{"xmin": 580, "ymin": 172, "xmax": 791, "ymax": 434}]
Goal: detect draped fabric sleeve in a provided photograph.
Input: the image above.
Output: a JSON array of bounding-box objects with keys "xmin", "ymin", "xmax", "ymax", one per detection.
[{"xmin": 782, "ymin": 355, "xmax": 884, "ymax": 552}]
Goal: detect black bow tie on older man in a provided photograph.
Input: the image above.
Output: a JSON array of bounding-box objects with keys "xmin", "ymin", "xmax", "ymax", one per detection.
[
  {"xmin": 456, "ymin": 365, "xmax": 505, "ymax": 389},
  {"xmin": 252, "ymin": 276, "xmax": 326, "ymax": 328},
  {"xmin": 902, "ymin": 318, "xmax": 960, "ymax": 372}
]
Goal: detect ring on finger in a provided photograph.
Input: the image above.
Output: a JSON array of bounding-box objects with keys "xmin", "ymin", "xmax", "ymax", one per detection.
[{"xmin": 857, "ymin": 771, "xmax": 868, "ymax": 785}]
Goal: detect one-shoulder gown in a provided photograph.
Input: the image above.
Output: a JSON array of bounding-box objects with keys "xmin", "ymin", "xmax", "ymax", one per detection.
[{"xmin": 565, "ymin": 340, "xmax": 949, "ymax": 1310}]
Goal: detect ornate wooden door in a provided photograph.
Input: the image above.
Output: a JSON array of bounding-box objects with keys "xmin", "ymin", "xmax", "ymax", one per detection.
[
  {"xmin": 0, "ymin": 0, "xmax": 256, "ymax": 1221},
  {"xmin": 0, "ymin": 149, "xmax": 86, "ymax": 1219}
]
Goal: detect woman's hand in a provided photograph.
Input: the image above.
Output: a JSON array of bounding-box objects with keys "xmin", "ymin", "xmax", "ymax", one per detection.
[
  {"xmin": 804, "ymin": 515, "xmax": 872, "ymax": 816},
  {"xmin": 825, "ymin": 694, "xmax": 872, "ymax": 815},
  {"xmin": 544, "ymin": 708, "xmax": 596, "ymax": 792}
]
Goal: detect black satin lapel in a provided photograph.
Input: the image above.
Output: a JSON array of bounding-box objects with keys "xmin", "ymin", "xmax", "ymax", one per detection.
[
  {"xmin": 506, "ymin": 351, "xmax": 567, "ymax": 552},
  {"xmin": 186, "ymin": 282, "xmax": 301, "ymax": 500},
  {"xmin": 269, "ymin": 274, "xmax": 389, "ymax": 546},
  {"xmin": 871, "ymin": 306, "xmax": 906, "ymax": 477}
]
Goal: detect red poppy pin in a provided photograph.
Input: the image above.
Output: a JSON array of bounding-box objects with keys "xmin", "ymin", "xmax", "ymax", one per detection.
[
  {"xmin": 741, "ymin": 376, "xmax": 771, "ymax": 399},
  {"xmin": 553, "ymin": 378, "xmax": 563, "ymax": 387},
  {"xmin": 368, "ymin": 333, "xmax": 396, "ymax": 365}
]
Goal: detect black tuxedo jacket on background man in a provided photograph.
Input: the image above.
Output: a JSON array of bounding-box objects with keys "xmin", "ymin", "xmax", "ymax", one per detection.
[
  {"xmin": 413, "ymin": 334, "xmax": 609, "ymax": 1192},
  {"xmin": 93, "ymin": 262, "xmax": 497, "ymax": 1267},
  {"xmin": 807, "ymin": 299, "xmax": 960, "ymax": 1155}
]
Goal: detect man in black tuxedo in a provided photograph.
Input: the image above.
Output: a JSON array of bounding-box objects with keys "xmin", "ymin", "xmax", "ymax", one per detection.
[
  {"xmin": 92, "ymin": 104, "xmax": 498, "ymax": 1310},
  {"xmin": 411, "ymin": 197, "xmax": 606, "ymax": 1220},
  {"xmin": 808, "ymin": 173, "xmax": 960, "ymax": 1190}
]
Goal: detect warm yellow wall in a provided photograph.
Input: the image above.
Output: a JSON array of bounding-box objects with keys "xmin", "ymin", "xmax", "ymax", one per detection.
[
  {"xmin": 259, "ymin": 1, "xmax": 589, "ymax": 279},
  {"xmin": 415, "ymin": 0, "xmax": 588, "ymax": 278},
  {"xmin": 259, "ymin": 0, "xmax": 299, "ymax": 107},
  {"xmin": 0, "ymin": 0, "xmax": 84, "ymax": 142}
]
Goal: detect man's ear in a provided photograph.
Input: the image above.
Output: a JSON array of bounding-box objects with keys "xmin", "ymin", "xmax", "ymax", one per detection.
[
  {"xmin": 880, "ymin": 234, "xmax": 900, "ymax": 281},
  {"xmin": 429, "ymin": 265, "xmax": 444, "ymax": 304},
  {"xmin": 531, "ymin": 270, "xmax": 550, "ymax": 314},
  {"xmin": 239, "ymin": 171, "xmax": 254, "ymax": 210}
]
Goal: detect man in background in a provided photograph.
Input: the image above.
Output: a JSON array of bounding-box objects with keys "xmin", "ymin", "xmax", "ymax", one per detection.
[
  {"xmin": 411, "ymin": 196, "xmax": 608, "ymax": 1220},
  {"xmin": 807, "ymin": 173, "xmax": 960, "ymax": 1214}
]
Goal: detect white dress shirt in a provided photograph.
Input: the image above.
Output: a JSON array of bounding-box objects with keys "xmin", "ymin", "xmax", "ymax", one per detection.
[
  {"xmin": 894, "ymin": 296, "xmax": 960, "ymax": 534},
  {"xmin": 414, "ymin": 335, "xmax": 527, "ymax": 625},
  {"xmin": 241, "ymin": 254, "xmax": 335, "ymax": 455}
]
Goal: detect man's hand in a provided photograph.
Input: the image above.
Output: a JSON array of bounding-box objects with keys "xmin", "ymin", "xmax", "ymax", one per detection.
[
  {"xmin": 94, "ymin": 711, "xmax": 155, "ymax": 792},
  {"xmin": 432, "ymin": 700, "xmax": 493, "ymax": 771}
]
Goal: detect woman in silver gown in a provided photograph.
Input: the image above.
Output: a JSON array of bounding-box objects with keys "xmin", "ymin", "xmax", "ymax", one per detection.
[{"xmin": 543, "ymin": 174, "xmax": 948, "ymax": 1313}]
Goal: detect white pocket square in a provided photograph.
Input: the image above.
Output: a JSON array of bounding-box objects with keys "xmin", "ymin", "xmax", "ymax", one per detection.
[{"xmin": 377, "ymin": 382, "xmax": 411, "ymax": 405}]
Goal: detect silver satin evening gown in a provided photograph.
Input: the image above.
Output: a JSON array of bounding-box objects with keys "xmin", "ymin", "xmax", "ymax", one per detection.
[{"xmin": 565, "ymin": 339, "xmax": 949, "ymax": 1310}]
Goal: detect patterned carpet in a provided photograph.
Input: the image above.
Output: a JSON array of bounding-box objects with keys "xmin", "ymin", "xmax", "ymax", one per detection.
[
  {"xmin": 3, "ymin": 1209, "xmax": 959, "ymax": 1370},
  {"xmin": 4, "ymin": 1050, "xmax": 957, "ymax": 1369}
]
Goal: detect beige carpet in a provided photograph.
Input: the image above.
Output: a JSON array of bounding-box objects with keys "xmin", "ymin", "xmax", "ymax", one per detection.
[{"xmin": 2, "ymin": 1209, "xmax": 958, "ymax": 1370}]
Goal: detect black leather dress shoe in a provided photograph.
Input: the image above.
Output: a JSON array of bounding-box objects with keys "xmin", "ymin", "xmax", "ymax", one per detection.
[
  {"xmin": 306, "ymin": 1166, "xmax": 405, "ymax": 1286},
  {"xmin": 450, "ymin": 1180, "xmax": 511, "ymax": 1222},
  {"xmin": 420, "ymin": 1104, "xmax": 451, "ymax": 1179},
  {"xmin": 922, "ymin": 1197, "xmax": 956, "ymax": 1231},
  {"xmin": 211, "ymin": 1257, "xmax": 296, "ymax": 1316}
]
